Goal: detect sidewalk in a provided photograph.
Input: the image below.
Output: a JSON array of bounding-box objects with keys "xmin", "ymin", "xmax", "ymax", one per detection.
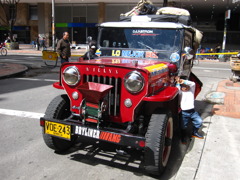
[
  {"xmin": 0, "ymin": 63, "xmax": 28, "ymax": 79},
  {"xmin": 213, "ymin": 80, "xmax": 240, "ymax": 118},
  {"xmin": 7, "ymin": 46, "xmax": 86, "ymax": 56},
  {"xmin": 174, "ymin": 79, "xmax": 240, "ymax": 180}
]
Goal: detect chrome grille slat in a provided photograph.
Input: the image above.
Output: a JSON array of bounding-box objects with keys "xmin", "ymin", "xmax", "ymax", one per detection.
[
  {"xmin": 109, "ymin": 77, "xmax": 112, "ymax": 115},
  {"xmin": 114, "ymin": 78, "xmax": 118, "ymax": 116},
  {"xmin": 103, "ymin": 77, "xmax": 106, "ymax": 84}
]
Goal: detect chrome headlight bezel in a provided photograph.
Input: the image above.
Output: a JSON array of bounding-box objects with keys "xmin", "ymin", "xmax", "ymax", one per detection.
[
  {"xmin": 63, "ymin": 66, "xmax": 80, "ymax": 86},
  {"xmin": 124, "ymin": 71, "xmax": 145, "ymax": 94}
]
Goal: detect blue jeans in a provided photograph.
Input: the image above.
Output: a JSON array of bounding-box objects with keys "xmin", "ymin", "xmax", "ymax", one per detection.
[
  {"xmin": 61, "ymin": 57, "xmax": 69, "ymax": 64},
  {"xmin": 181, "ymin": 109, "xmax": 202, "ymax": 129}
]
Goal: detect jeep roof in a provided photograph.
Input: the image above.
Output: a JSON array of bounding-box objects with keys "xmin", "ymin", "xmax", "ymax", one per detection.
[{"xmin": 100, "ymin": 21, "xmax": 191, "ymax": 30}]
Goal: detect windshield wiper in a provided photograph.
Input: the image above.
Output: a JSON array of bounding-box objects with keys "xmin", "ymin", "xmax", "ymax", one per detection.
[{"xmin": 137, "ymin": 42, "xmax": 154, "ymax": 52}]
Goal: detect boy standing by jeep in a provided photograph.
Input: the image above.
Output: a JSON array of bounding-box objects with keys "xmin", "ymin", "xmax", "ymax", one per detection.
[{"xmin": 175, "ymin": 77, "xmax": 203, "ymax": 141}]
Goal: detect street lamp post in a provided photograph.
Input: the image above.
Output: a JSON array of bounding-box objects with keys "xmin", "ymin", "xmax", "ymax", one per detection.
[
  {"xmin": 52, "ymin": 0, "xmax": 55, "ymax": 51},
  {"xmin": 222, "ymin": 10, "xmax": 230, "ymax": 54}
]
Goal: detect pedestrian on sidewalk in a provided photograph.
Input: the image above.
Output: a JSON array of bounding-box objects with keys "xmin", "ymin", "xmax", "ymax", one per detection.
[
  {"xmin": 36, "ymin": 36, "xmax": 40, "ymax": 50},
  {"xmin": 83, "ymin": 40, "xmax": 97, "ymax": 60},
  {"xmin": 175, "ymin": 77, "xmax": 204, "ymax": 143},
  {"xmin": 56, "ymin": 32, "xmax": 71, "ymax": 64},
  {"xmin": 41, "ymin": 37, "xmax": 47, "ymax": 50}
]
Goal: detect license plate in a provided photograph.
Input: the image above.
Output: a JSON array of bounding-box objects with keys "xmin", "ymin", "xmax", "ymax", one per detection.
[{"xmin": 45, "ymin": 121, "xmax": 71, "ymax": 140}]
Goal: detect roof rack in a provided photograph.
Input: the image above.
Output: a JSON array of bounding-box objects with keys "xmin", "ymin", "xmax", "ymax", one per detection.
[
  {"xmin": 120, "ymin": 14, "xmax": 192, "ymax": 26},
  {"xmin": 120, "ymin": 7, "xmax": 192, "ymax": 26}
]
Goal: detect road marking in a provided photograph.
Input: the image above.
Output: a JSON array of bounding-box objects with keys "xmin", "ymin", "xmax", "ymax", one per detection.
[
  {"xmin": 203, "ymin": 70, "xmax": 212, "ymax": 72},
  {"xmin": 0, "ymin": 108, "xmax": 44, "ymax": 119},
  {"xmin": 0, "ymin": 59, "xmax": 19, "ymax": 61},
  {"xmin": 0, "ymin": 59, "xmax": 35, "ymax": 64},
  {"xmin": 26, "ymin": 57, "xmax": 38, "ymax": 59},
  {"xmin": 193, "ymin": 67, "xmax": 230, "ymax": 71},
  {"xmin": 15, "ymin": 78, "xmax": 57, "ymax": 82},
  {"xmin": 0, "ymin": 58, "xmax": 42, "ymax": 61}
]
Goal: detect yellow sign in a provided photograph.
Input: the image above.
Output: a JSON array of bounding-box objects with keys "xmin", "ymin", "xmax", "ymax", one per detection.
[
  {"xmin": 45, "ymin": 121, "xmax": 71, "ymax": 140},
  {"xmin": 112, "ymin": 50, "xmax": 121, "ymax": 56},
  {"xmin": 42, "ymin": 51, "xmax": 58, "ymax": 61}
]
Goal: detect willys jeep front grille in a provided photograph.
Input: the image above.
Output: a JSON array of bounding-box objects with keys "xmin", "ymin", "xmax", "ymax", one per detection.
[{"xmin": 83, "ymin": 75, "xmax": 121, "ymax": 116}]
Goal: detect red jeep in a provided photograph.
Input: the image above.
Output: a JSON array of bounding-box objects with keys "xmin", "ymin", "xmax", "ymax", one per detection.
[{"xmin": 40, "ymin": 14, "xmax": 202, "ymax": 175}]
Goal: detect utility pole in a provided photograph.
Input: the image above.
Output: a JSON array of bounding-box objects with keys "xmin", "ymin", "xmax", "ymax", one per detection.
[
  {"xmin": 219, "ymin": 9, "xmax": 230, "ymax": 62},
  {"xmin": 222, "ymin": 10, "xmax": 230, "ymax": 53},
  {"xmin": 52, "ymin": 0, "xmax": 55, "ymax": 51}
]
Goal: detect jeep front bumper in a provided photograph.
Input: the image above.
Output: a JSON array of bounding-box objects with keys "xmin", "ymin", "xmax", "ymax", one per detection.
[{"xmin": 40, "ymin": 117, "xmax": 146, "ymax": 149}]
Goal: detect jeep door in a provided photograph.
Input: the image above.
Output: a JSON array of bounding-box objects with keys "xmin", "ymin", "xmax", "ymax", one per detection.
[{"xmin": 181, "ymin": 30, "xmax": 194, "ymax": 78}]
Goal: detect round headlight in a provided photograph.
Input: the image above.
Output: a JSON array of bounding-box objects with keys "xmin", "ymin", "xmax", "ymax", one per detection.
[
  {"xmin": 63, "ymin": 66, "xmax": 80, "ymax": 86},
  {"xmin": 124, "ymin": 71, "xmax": 144, "ymax": 93}
]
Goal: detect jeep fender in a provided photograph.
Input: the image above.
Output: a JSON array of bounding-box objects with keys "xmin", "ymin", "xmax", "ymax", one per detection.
[
  {"xmin": 142, "ymin": 86, "xmax": 179, "ymax": 117},
  {"xmin": 143, "ymin": 86, "xmax": 178, "ymax": 102},
  {"xmin": 53, "ymin": 82, "xmax": 64, "ymax": 89}
]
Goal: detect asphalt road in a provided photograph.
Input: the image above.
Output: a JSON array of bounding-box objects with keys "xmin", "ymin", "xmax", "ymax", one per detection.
[{"xmin": 0, "ymin": 56, "xmax": 232, "ymax": 180}]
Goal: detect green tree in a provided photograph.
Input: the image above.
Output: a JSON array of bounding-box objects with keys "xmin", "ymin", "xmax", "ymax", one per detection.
[{"xmin": 0, "ymin": 0, "xmax": 20, "ymax": 42}]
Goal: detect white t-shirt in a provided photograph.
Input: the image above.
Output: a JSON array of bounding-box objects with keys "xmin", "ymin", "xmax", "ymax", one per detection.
[{"xmin": 176, "ymin": 80, "xmax": 196, "ymax": 111}]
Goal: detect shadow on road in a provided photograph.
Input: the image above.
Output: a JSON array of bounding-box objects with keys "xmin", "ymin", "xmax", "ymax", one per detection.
[
  {"xmin": 66, "ymin": 101, "xmax": 213, "ymax": 179},
  {"xmin": 195, "ymin": 100, "xmax": 213, "ymax": 119},
  {"xmin": 0, "ymin": 67, "xmax": 58, "ymax": 95},
  {"xmin": 50, "ymin": 100, "xmax": 215, "ymax": 179},
  {"xmin": 66, "ymin": 134, "xmax": 191, "ymax": 179}
]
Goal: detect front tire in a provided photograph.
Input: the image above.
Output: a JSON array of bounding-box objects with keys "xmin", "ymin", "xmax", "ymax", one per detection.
[
  {"xmin": 144, "ymin": 112, "xmax": 173, "ymax": 176},
  {"xmin": 42, "ymin": 95, "xmax": 77, "ymax": 152}
]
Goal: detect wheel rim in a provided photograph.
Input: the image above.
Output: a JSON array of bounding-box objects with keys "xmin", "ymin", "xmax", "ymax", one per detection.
[
  {"xmin": 162, "ymin": 117, "xmax": 173, "ymax": 166},
  {"xmin": 1, "ymin": 49, "xmax": 7, "ymax": 56}
]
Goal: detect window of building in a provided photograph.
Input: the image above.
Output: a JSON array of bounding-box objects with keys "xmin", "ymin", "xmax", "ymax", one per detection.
[
  {"xmin": 56, "ymin": 6, "xmax": 72, "ymax": 23},
  {"xmin": 73, "ymin": 17, "xmax": 86, "ymax": 23},
  {"xmin": 55, "ymin": 4, "xmax": 98, "ymax": 44},
  {"xmin": 29, "ymin": 5, "xmax": 38, "ymax": 20}
]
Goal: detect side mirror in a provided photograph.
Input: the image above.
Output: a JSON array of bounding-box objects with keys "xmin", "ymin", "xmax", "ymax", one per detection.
[{"xmin": 184, "ymin": 47, "xmax": 194, "ymax": 60}]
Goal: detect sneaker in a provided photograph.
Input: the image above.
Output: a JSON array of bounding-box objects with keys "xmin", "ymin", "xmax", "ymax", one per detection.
[{"xmin": 192, "ymin": 131, "xmax": 204, "ymax": 139}]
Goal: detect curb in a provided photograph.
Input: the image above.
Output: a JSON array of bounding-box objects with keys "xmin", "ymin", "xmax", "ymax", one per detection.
[{"xmin": 0, "ymin": 63, "xmax": 28, "ymax": 79}]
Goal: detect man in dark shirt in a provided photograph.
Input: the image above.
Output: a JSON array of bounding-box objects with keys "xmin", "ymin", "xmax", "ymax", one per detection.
[{"xmin": 57, "ymin": 32, "xmax": 71, "ymax": 64}]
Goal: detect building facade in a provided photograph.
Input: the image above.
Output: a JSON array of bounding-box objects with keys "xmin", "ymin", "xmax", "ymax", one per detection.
[{"xmin": 0, "ymin": 1, "xmax": 240, "ymax": 50}]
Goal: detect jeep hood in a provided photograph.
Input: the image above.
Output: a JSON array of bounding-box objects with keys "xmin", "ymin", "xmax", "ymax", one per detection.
[{"xmin": 78, "ymin": 57, "xmax": 169, "ymax": 71}]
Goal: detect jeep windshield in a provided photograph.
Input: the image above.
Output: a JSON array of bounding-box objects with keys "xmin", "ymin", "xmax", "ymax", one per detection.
[{"xmin": 98, "ymin": 27, "xmax": 182, "ymax": 60}]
